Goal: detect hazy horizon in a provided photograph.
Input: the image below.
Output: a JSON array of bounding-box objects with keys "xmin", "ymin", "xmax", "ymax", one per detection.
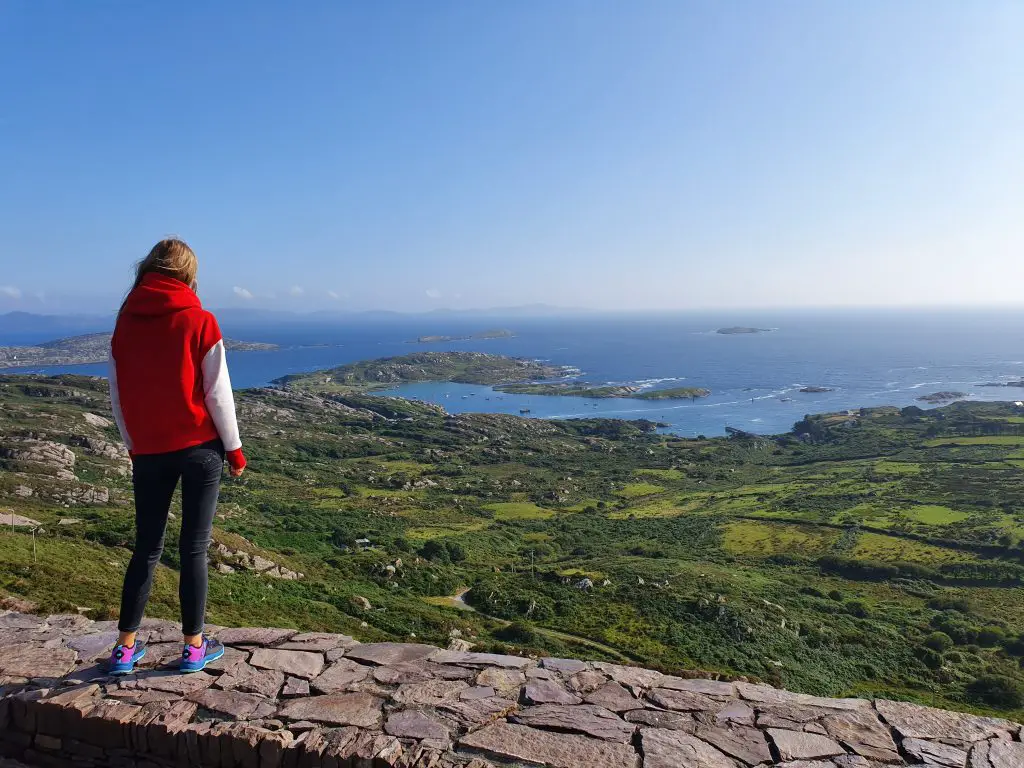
[{"xmin": 2, "ymin": 3, "xmax": 1023, "ymax": 314}]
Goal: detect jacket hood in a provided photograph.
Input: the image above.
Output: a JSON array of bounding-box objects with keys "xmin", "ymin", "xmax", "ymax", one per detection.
[{"xmin": 120, "ymin": 272, "xmax": 202, "ymax": 317}]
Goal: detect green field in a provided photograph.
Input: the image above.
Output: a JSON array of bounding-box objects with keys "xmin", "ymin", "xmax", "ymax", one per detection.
[{"xmin": 3, "ymin": 372, "xmax": 1024, "ymax": 718}]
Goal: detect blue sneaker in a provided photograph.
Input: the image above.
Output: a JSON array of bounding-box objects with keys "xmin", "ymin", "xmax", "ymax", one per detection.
[
  {"xmin": 180, "ymin": 636, "xmax": 224, "ymax": 673},
  {"xmin": 108, "ymin": 642, "xmax": 147, "ymax": 675}
]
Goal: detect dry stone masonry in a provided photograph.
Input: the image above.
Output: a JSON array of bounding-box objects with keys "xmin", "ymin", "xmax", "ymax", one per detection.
[{"xmin": 1, "ymin": 612, "xmax": 1022, "ymax": 767}]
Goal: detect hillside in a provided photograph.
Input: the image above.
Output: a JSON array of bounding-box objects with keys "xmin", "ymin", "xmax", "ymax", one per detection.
[
  {"xmin": 2, "ymin": 372, "xmax": 1024, "ymax": 721},
  {"xmin": 0, "ymin": 332, "xmax": 278, "ymax": 369}
]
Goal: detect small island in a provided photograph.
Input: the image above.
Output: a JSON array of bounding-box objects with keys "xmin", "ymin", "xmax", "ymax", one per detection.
[
  {"xmin": 275, "ymin": 351, "xmax": 571, "ymax": 393},
  {"xmin": 978, "ymin": 380, "xmax": 1024, "ymax": 388},
  {"xmin": 716, "ymin": 326, "xmax": 772, "ymax": 335},
  {"xmin": 495, "ymin": 382, "xmax": 711, "ymax": 400},
  {"xmin": 408, "ymin": 329, "xmax": 515, "ymax": 344},
  {"xmin": 799, "ymin": 386, "xmax": 834, "ymax": 393},
  {"xmin": 917, "ymin": 391, "xmax": 968, "ymax": 403},
  {"xmin": 0, "ymin": 332, "xmax": 277, "ymax": 369}
]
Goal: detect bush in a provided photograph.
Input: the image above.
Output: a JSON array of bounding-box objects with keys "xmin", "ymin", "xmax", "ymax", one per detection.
[
  {"xmin": 846, "ymin": 600, "xmax": 869, "ymax": 618},
  {"xmin": 495, "ymin": 621, "xmax": 540, "ymax": 646},
  {"xmin": 915, "ymin": 647, "xmax": 943, "ymax": 670},
  {"xmin": 977, "ymin": 626, "xmax": 1006, "ymax": 647},
  {"xmin": 828, "ymin": 590, "xmax": 844, "ymax": 601},
  {"xmin": 966, "ymin": 674, "xmax": 1024, "ymax": 708},
  {"xmin": 923, "ymin": 632, "xmax": 954, "ymax": 653}
]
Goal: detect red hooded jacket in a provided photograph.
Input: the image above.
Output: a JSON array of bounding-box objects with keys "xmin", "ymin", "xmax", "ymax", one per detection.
[{"xmin": 109, "ymin": 272, "xmax": 246, "ymax": 471}]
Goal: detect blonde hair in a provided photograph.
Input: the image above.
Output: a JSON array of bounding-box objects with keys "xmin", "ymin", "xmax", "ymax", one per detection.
[{"xmin": 132, "ymin": 238, "xmax": 198, "ymax": 289}]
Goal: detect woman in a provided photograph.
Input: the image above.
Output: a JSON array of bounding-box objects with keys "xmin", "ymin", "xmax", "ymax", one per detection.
[{"xmin": 107, "ymin": 238, "xmax": 246, "ymax": 674}]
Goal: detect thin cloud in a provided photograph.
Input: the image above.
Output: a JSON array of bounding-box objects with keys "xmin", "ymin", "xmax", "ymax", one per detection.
[
  {"xmin": 0, "ymin": 285, "xmax": 21, "ymax": 299},
  {"xmin": 233, "ymin": 286, "xmax": 254, "ymax": 300},
  {"xmin": 289, "ymin": 285, "xmax": 304, "ymax": 297},
  {"xmin": 425, "ymin": 288, "xmax": 442, "ymax": 299},
  {"xmin": 327, "ymin": 290, "xmax": 340, "ymax": 300}
]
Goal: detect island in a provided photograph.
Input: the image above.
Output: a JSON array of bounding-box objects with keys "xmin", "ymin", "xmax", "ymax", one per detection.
[
  {"xmin": 496, "ymin": 382, "xmax": 711, "ymax": 400},
  {"xmin": 0, "ymin": 332, "xmax": 278, "ymax": 369},
  {"xmin": 716, "ymin": 326, "xmax": 772, "ymax": 335},
  {"xmin": 408, "ymin": 329, "xmax": 515, "ymax": 343},
  {"xmin": 979, "ymin": 380, "xmax": 1024, "ymax": 388},
  {"xmin": 917, "ymin": 391, "xmax": 968, "ymax": 403},
  {"xmin": 799, "ymin": 386, "xmax": 834, "ymax": 393},
  {"xmin": 274, "ymin": 351, "xmax": 572, "ymax": 393}
]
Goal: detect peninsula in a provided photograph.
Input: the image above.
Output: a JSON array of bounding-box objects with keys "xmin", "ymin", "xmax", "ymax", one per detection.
[
  {"xmin": 275, "ymin": 351, "xmax": 571, "ymax": 393},
  {"xmin": 408, "ymin": 328, "xmax": 515, "ymax": 343},
  {"xmin": 0, "ymin": 332, "xmax": 278, "ymax": 369},
  {"xmin": 918, "ymin": 391, "xmax": 968, "ymax": 403},
  {"xmin": 716, "ymin": 326, "xmax": 772, "ymax": 334},
  {"xmin": 495, "ymin": 382, "xmax": 711, "ymax": 399}
]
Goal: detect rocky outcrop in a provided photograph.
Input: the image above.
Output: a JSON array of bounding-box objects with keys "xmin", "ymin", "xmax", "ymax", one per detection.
[
  {"xmin": 213, "ymin": 541, "xmax": 304, "ymax": 580},
  {"xmin": 1, "ymin": 612, "xmax": 1022, "ymax": 767}
]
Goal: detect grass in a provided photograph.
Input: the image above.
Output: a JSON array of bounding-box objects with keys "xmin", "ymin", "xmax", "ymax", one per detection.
[
  {"xmin": 904, "ymin": 505, "xmax": 970, "ymax": 525},
  {"xmin": 925, "ymin": 436, "xmax": 1024, "ymax": 447},
  {"xmin": 851, "ymin": 532, "xmax": 977, "ymax": 564},
  {"xmin": 484, "ymin": 502, "xmax": 555, "ymax": 520},
  {"xmin": 615, "ymin": 482, "xmax": 665, "ymax": 498},
  {"xmin": 636, "ymin": 468, "xmax": 684, "ymax": 480},
  {"xmin": 721, "ymin": 519, "xmax": 838, "ymax": 557},
  {"xmin": 875, "ymin": 461, "xmax": 923, "ymax": 475}
]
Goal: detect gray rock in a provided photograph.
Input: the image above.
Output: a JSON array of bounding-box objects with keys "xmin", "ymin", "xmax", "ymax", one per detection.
[
  {"xmin": 694, "ymin": 724, "xmax": 773, "ymax": 765},
  {"xmin": 345, "ymin": 642, "xmax": 438, "ymax": 666},
  {"xmin": 277, "ymin": 692, "xmax": 384, "ymax": 728},
  {"xmin": 459, "ymin": 721, "xmax": 641, "ymax": 768},
  {"xmin": 904, "ymin": 736, "xmax": 968, "ymax": 766},
  {"xmin": 970, "ymin": 739, "xmax": 1024, "ymax": 768},
  {"xmin": 639, "ymin": 727, "xmax": 739, "ymax": 768},
  {"xmin": 593, "ymin": 662, "xmax": 664, "ymax": 690},
  {"xmin": 281, "ymin": 676, "xmax": 309, "ymax": 698},
  {"xmin": 523, "ymin": 678, "xmax": 582, "ymax": 705},
  {"xmin": 188, "ymin": 688, "xmax": 275, "ymax": 719},
  {"xmin": 584, "ymin": 681, "xmax": 638, "ymax": 712},
  {"xmin": 822, "ymin": 709, "xmax": 900, "ymax": 763},
  {"xmin": 392, "ymin": 679, "xmax": 469, "ymax": 706},
  {"xmin": 249, "ymin": 647, "xmax": 324, "ymax": 679},
  {"xmin": 429, "ymin": 650, "xmax": 533, "ymax": 669},
  {"xmin": 311, "ymin": 658, "xmax": 372, "ymax": 693},
  {"xmin": 624, "ymin": 708, "xmax": 697, "ymax": 732},
  {"xmin": 216, "ymin": 627, "xmax": 297, "ymax": 647},
  {"xmin": 511, "ymin": 703, "xmax": 637, "ymax": 743},
  {"xmin": 384, "ymin": 710, "xmax": 451, "ymax": 741},
  {"xmin": 647, "ymin": 686, "xmax": 724, "ymax": 713},
  {"xmin": 541, "ymin": 657, "xmax": 590, "ymax": 674},
  {"xmin": 439, "ymin": 696, "xmax": 518, "ymax": 729},
  {"xmin": 768, "ymin": 728, "xmax": 846, "ymax": 761},
  {"xmin": 277, "ymin": 632, "xmax": 354, "ymax": 652},
  {"xmin": 476, "ymin": 666, "xmax": 526, "ymax": 692},
  {"xmin": 0, "ymin": 643, "xmax": 76, "ymax": 678},
  {"xmin": 876, "ymin": 699, "xmax": 1017, "ymax": 743},
  {"xmin": 216, "ymin": 663, "xmax": 285, "ymax": 698}
]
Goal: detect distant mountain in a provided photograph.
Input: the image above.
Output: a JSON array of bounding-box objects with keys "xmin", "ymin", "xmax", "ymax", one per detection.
[{"xmin": 0, "ymin": 311, "xmax": 114, "ymax": 344}]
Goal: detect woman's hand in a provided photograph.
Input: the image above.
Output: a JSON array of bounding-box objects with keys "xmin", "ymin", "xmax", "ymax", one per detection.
[{"xmin": 229, "ymin": 465, "xmax": 245, "ymax": 478}]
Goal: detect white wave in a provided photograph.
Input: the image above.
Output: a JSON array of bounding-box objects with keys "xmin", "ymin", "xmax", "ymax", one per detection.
[{"xmin": 907, "ymin": 381, "xmax": 943, "ymax": 390}]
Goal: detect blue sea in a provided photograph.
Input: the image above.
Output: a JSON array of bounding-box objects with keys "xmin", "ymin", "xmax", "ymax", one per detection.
[{"xmin": 6, "ymin": 309, "xmax": 1024, "ymax": 437}]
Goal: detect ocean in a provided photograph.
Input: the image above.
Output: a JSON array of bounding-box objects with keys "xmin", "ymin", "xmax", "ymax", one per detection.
[{"xmin": 5, "ymin": 308, "xmax": 1024, "ymax": 437}]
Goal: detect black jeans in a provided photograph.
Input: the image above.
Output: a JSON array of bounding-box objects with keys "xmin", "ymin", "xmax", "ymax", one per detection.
[{"xmin": 118, "ymin": 439, "xmax": 224, "ymax": 636}]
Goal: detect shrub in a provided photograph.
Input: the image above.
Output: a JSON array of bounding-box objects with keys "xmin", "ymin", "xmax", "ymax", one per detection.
[
  {"xmin": 846, "ymin": 600, "xmax": 869, "ymax": 618},
  {"xmin": 966, "ymin": 674, "xmax": 1024, "ymax": 708},
  {"xmin": 915, "ymin": 647, "xmax": 944, "ymax": 670},
  {"xmin": 977, "ymin": 626, "xmax": 1006, "ymax": 647},
  {"xmin": 923, "ymin": 632, "xmax": 954, "ymax": 653},
  {"xmin": 495, "ymin": 621, "xmax": 539, "ymax": 646}
]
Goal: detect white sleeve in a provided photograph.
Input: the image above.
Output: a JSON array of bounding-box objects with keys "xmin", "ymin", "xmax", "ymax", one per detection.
[
  {"xmin": 201, "ymin": 340, "xmax": 242, "ymax": 451},
  {"xmin": 108, "ymin": 349, "xmax": 133, "ymax": 451}
]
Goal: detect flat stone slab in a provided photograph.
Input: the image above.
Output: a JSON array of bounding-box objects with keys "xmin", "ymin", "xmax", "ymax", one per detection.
[
  {"xmin": 277, "ymin": 691, "xmax": 385, "ymax": 728},
  {"xmin": 875, "ymin": 698, "xmax": 1018, "ymax": 743},
  {"xmin": 384, "ymin": 710, "xmax": 450, "ymax": 741},
  {"xmin": 0, "ymin": 642, "xmax": 77, "ymax": 678},
  {"xmin": 248, "ymin": 647, "xmax": 324, "ymax": 680},
  {"xmin": 640, "ymin": 728, "xmax": 738, "ymax": 768},
  {"xmin": 310, "ymin": 658, "xmax": 372, "ymax": 694},
  {"xmin": 429, "ymin": 650, "xmax": 534, "ymax": 669},
  {"xmin": 768, "ymin": 728, "xmax": 846, "ymax": 761},
  {"xmin": 216, "ymin": 663, "xmax": 285, "ymax": 698},
  {"xmin": 215, "ymin": 627, "xmax": 297, "ymax": 647},
  {"xmin": 460, "ymin": 721, "xmax": 641, "ymax": 768},
  {"xmin": 511, "ymin": 703, "xmax": 637, "ymax": 743},
  {"xmin": 345, "ymin": 642, "xmax": 438, "ymax": 666}
]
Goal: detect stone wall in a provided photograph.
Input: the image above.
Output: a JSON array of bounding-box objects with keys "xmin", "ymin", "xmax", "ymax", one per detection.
[{"xmin": 1, "ymin": 611, "xmax": 1022, "ymax": 767}]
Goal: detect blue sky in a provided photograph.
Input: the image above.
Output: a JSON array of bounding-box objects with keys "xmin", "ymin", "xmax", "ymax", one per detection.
[{"xmin": 1, "ymin": 2, "xmax": 1022, "ymax": 313}]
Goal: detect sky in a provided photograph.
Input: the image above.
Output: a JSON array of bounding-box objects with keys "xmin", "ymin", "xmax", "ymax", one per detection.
[{"xmin": 1, "ymin": 2, "xmax": 1022, "ymax": 314}]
